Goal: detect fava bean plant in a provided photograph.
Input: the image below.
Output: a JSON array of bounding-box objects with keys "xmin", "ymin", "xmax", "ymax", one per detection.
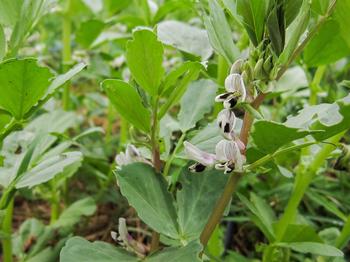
[{"xmin": 1, "ymin": 0, "xmax": 350, "ymax": 262}]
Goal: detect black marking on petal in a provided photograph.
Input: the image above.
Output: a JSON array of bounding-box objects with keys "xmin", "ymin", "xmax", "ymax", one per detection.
[
  {"xmin": 224, "ymin": 123, "xmax": 230, "ymax": 133},
  {"xmin": 219, "ymin": 121, "xmax": 222, "ymax": 128},
  {"xmin": 227, "ymin": 97, "xmax": 237, "ymax": 108},
  {"xmin": 189, "ymin": 163, "xmax": 206, "ymax": 173}
]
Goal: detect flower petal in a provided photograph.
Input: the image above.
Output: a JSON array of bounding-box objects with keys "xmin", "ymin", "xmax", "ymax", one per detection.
[
  {"xmin": 184, "ymin": 141, "xmax": 216, "ymax": 166},
  {"xmin": 215, "ymin": 92, "xmax": 232, "ymax": 102},
  {"xmin": 217, "ymin": 109, "xmax": 236, "ymax": 138},
  {"xmin": 224, "ymin": 73, "xmax": 246, "ymax": 102},
  {"xmin": 230, "ymin": 59, "xmax": 244, "ymax": 74}
]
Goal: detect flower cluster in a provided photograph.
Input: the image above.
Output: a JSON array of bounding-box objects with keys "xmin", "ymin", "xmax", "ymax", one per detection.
[
  {"xmin": 184, "ymin": 60, "xmax": 247, "ymax": 174},
  {"xmin": 115, "ymin": 144, "xmax": 152, "ymax": 167}
]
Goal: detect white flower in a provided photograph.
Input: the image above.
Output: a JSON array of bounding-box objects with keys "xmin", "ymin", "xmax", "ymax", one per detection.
[
  {"xmin": 111, "ymin": 218, "xmax": 146, "ymax": 257},
  {"xmin": 115, "ymin": 144, "xmax": 152, "ymax": 167},
  {"xmin": 184, "ymin": 141, "xmax": 216, "ymax": 167},
  {"xmin": 215, "ymin": 73, "xmax": 247, "ymax": 109},
  {"xmin": 184, "ymin": 140, "xmax": 245, "ymax": 173},
  {"xmin": 230, "ymin": 59, "xmax": 244, "ymax": 74},
  {"xmin": 217, "ymin": 109, "xmax": 237, "ymax": 139},
  {"xmin": 215, "ymin": 140, "xmax": 245, "ymax": 173}
]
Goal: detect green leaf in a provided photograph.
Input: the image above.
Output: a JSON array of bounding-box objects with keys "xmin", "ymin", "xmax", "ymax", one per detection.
[
  {"xmin": 0, "ymin": 58, "xmax": 53, "ymax": 120},
  {"xmin": 59, "ymin": 237, "xmax": 137, "ymax": 262},
  {"xmin": 147, "ymin": 241, "xmax": 202, "ymax": 262},
  {"xmin": 237, "ymin": 0, "xmax": 267, "ymax": 46},
  {"xmin": 102, "ymin": 79, "xmax": 151, "ymax": 132},
  {"xmin": 203, "ymin": 0, "xmax": 239, "ymax": 64},
  {"xmin": 15, "ymin": 151, "xmax": 83, "ymax": 188},
  {"xmin": 0, "ymin": 0, "xmax": 22, "ymax": 27},
  {"xmin": 157, "ymin": 20, "xmax": 212, "ymax": 60},
  {"xmin": 25, "ymin": 63, "xmax": 86, "ymax": 118},
  {"xmin": 276, "ymin": 242, "xmax": 343, "ymax": 257},
  {"xmin": 237, "ymin": 193, "xmax": 276, "ymax": 241},
  {"xmin": 178, "ymin": 79, "xmax": 218, "ymax": 132},
  {"xmin": 0, "ymin": 24, "xmax": 5, "ymax": 61},
  {"xmin": 334, "ymin": 0, "xmax": 350, "ymax": 48},
  {"xmin": 284, "ymin": 0, "xmax": 303, "ymax": 26},
  {"xmin": 304, "ymin": 20, "xmax": 350, "ymax": 66},
  {"xmin": 280, "ymin": 224, "xmax": 323, "ymax": 243},
  {"xmin": 278, "ymin": 0, "xmax": 310, "ymax": 65},
  {"xmin": 126, "ymin": 29, "xmax": 164, "ymax": 96},
  {"xmin": 158, "ymin": 63, "xmax": 203, "ymax": 119},
  {"xmin": 177, "ymin": 169, "xmax": 228, "ymax": 241},
  {"xmin": 54, "ymin": 197, "xmax": 96, "ymax": 230},
  {"xmin": 76, "ymin": 19, "xmax": 105, "ymax": 48},
  {"xmin": 285, "ymin": 94, "xmax": 350, "ymax": 141},
  {"xmin": 0, "ymin": 112, "xmax": 11, "ymax": 131},
  {"xmin": 251, "ymin": 120, "xmax": 316, "ymax": 154},
  {"xmin": 266, "ymin": 3, "xmax": 285, "ymax": 55},
  {"xmin": 117, "ymin": 163, "xmax": 179, "ymax": 239}
]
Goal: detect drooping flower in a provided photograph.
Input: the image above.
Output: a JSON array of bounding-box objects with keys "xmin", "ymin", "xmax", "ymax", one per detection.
[
  {"xmin": 184, "ymin": 141, "xmax": 216, "ymax": 172},
  {"xmin": 215, "ymin": 73, "xmax": 247, "ymax": 109},
  {"xmin": 217, "ymin": 109, "xmax": 237, "ymax": 139},
  {"xmin": 215, "ymin": 140, "xmax": 245, "ymax": 173},
  {"xmin": 111, "ymin": 218, "xmax": 146, "ymax": 258},
  {"xmin": 115, "ymin": 144, "xmax": 152, "ymax": 167}
]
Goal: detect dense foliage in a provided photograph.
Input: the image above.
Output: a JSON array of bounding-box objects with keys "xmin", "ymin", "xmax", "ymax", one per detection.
[{"xmin": 0, "ymin": 0, "xmax": 350, "ymax": 261}]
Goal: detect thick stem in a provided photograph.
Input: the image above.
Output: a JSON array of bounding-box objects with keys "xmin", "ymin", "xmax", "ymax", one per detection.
[
  {"xmin": 150, "ymin": 98, "xmax": 161, "ymax": 252},
  {"xmin": 62, "ymin": 0, "xmax": 72, "ymax": 111},
  {"xmin": 200, "ymin": 93, "xmax": 266, "ymax": 247},
  {"xmin": 50, "ymin": 190, "xmax": 60, "ymax": 224},
  {"xmin": 309, "ymin": 65, "xmax": 326, "ymax": 105},
  {"xmin": 1, "ymin": 199, "xmax": 14, "ymax": 262}
]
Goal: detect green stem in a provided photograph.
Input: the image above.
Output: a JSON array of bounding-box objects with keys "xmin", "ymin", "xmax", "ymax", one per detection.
[
  {"xmin": 150, "ymin": 97, "xmax": 161, "ymax": 253},
  {"xmin": 335, "ymin": 215, "xmax": 350, "ymax": 249},
  {"xmin": 163, "ymin": 132, "xmax": 186, "ymax": 178},
  {"xmin": 50, "ymin": 190, "xmax": 60, "ymax": 224},
  {"xmin": 1, "ymin": 199, "xmax": 14, "ymax": 262},
  {"xmin": 275, "ymin": 131, "xmax": 346, "ymax": 241},
  {"xmin": 309, "ymin": 65, "xmax": 326, "ymax": 105},
  {"xmin": 62, "ymin": 0, "xmax": 72, "ymax": 111}
]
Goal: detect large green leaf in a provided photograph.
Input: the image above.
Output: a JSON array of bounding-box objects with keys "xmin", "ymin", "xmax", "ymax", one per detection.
[
  {"xmin": 276, "ymin": 242, "xmax": 343, "ymax": 257},
  {"xmin": 304, "ymin": 20, "xmax": 350, "ymax": 66},
  {"xmin": 178, "ymin": 79, "xmax": 217, "ymax": 132},
  {"xmin": 236, "ymin": 0, "xmax": 267, "ymax": 46},
  {"xmin": 251, "ymin": 120, "xmax": 316, "ymax": 154},
  {"xmin": 176, "ymin": 169, "xmax": 228, "ymax": 242},
  {"xmin": 0, "ymin": 58, "xmax": 53, "ymax": 120},
  {"xmin": 102, "ymin": 79, "xmax": 151, "ymax": 132},
  {"xmin": 203, "ymin": 0, "xmax": 239, "ymax": 64},
  {"xmin": 126, "ymin": 29, "xmax": 164, "ymax": 96},
  {"xmin": 59, "ymin": 237, "xmax": 137, "ymax": 262},
  {"xmin": 147, "ymin": 241, "xmax": 202, "ymax": 262},
  {"xmin": 285, "ymin": 0, "xmax": 303, "ymax": 26},
  {"xmin": 117, "ymin": 163, "xmax": 179, "ymax": 239},
  {"xmin": 334, "ymin": 0, "xmax": 350, "ymax": 48},
  {"xmin": 285, "ymin": 94, "xmax": 350, "ymax": 141},
  {"xmin": 157, "ymin": 20, "xmax": 212, "ymax": 60},
  {"xmin": 76, "ymin": 19, "xmax": 105, "ymax": 48}
]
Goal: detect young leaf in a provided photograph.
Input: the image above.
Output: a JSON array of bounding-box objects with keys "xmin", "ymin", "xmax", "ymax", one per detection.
[
  {"xmin": 15, "ymin": 151, "xmax": 83, "ymax": 189},
  {"xmin": 203, "ymin": 0, "xmax": 239, "ymax": 64},
  {"xmin": 157, "ymin": 20, "xmax": 213, "ymax": 60},
  {"xmin": 280, "ymin": 224, "xmax": 323, "ymax": 243},
  {"xmin": 126, "ymin": 29, "xmax": 164, "ymax": 96},
  {"xmin": 178, "ymin": 79, "xmax": 218, "ymax": 132},
  {"xmin": 236, "ymin": 0, "xmax": 268, "ymax": 46},
  {"xmin": 60, "ymin": 237, "xmax": 137, "ymax": 262},
  {"xmin": 117, "ymin": 163, "xmax": 179, "ymax": 239},
  {"xmin": 53, "ymin": 197, "xmax": 96, "ymax": 230},
  {"xmin": 276, "ymin": 242, "xmax": 343, "ymax": 257},
  {"xmin": 177, "ymin": 169, "xmax": 228, "ymax": 242},
  {"xmin": 102, "ymin": 79, "xmax": 151, "ymax": 133},
  {"xmin": 278, "ymin": 0, "xmax": 310, "ymax": 65},
  {"xmin": 0, "ymin": 58, "xmax": 53, "ymax": 120},
  {"xmin": 266, "ymin": 2, "xmax": 285, "ymax": 55}
]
